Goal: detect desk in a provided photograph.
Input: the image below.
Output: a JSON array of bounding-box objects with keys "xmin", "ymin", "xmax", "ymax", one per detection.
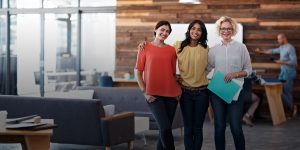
[
  {"xmin": 0, "ymin": 119, "xmax": 53, "ymax": 150},
  {"xmin": 264, "ymin": 83, "xmax": 286, "ymax": 125},
  {"xmin": 46, "ymin": 71, "xmax": 95, "ymax": 82},
  {"xmin": 252, "ymin": 62, "xmax": 281, "ymax": 69},
  {"xmin": 113, "ymin": 78, "xmax": 138, "ymax": 87}
]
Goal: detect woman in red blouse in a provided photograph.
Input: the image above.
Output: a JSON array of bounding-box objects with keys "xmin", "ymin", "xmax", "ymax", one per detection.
[{"xmin": 135, "ymin": 20, "xmax": 181, "ymax": 150}]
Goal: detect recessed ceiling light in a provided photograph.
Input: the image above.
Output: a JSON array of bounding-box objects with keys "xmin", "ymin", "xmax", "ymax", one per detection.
[{"xmin": 179, "ymin": 0, "xmax": 200, "ymax": 4}]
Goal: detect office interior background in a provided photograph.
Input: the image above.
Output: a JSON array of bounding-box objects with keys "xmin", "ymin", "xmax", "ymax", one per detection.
[{"xmin": 0, "ymin": 0, "xmax": 299, "ymax": 104}]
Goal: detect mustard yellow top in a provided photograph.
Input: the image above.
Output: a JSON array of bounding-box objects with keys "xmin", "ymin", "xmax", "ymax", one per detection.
[{"xmin": 174, "ymin": 41, "xmax": 209, "ymax": 87}]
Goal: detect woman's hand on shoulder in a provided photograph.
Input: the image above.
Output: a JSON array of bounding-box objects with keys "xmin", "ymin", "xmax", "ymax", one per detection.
[{"xmin": 137, "ymin": 41, "xmax": 147, "ymax": 51}]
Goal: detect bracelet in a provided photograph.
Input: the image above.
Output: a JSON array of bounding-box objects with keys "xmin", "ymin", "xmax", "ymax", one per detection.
[{"xmin": 235, "ymin": 73, "xmax": 239, "ymax": 78}]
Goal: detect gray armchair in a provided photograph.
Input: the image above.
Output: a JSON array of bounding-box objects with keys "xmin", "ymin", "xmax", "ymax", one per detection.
[{"xmin": 101, "ymin": 112, "xmax": 134, "ymax": 149}]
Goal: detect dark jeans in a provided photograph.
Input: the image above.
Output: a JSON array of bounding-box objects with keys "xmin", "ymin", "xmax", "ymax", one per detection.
[
  {"xmin": 210, "ymin": 92, "xmax": 245, "ymax": 150},
  {"xmin": 279, "ymin": 69, "xmax": 296, "ymax": 112},
  {"xmin": 180, "ymin": 88, "xmax": 209, "ymax": 150},
  {"xmin": 281, "ymin": 78, "xmax": 295, "ymax": 112},
  {"xmin": 147, "ymin": 96, "xmax": 178, "ymax": 150}
]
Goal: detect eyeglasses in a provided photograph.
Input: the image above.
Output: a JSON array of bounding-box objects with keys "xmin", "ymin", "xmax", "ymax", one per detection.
[{"xmin": 220, "ymin": 28, "xmax": 233, "ymax": 31}]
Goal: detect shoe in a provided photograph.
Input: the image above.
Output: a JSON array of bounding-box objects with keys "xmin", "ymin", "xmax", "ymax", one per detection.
[
  {"xmin": 292, "ymin": 105, "xmax": 297, "ymax": 118},
  {"xmin": 286, "ymin": 113, "xmax": 292, "ymax": 120},
  {"xmin": 242, "ymin": 115, "xmax": 254, "ymax": 127}
]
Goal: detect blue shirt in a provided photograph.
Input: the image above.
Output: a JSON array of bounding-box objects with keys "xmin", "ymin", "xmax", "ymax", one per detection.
[
  {"xmin": 269, "ymin": 43, "xmax": 297, "ymax": 71},
  {"xmin": 269, "ymin": 43, "xmax": 297, "ymax": 80}
]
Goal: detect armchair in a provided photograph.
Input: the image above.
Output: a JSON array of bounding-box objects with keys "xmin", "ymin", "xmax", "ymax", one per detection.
[{"xmin": 101, "ymin": 112, "xmax": 134, "ymax": 150}]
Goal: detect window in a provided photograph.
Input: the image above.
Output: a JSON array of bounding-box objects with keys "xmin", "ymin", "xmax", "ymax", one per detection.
[
  {"xmin": 43, "ymin": 0, "xmax": 78, "ymax": 8},
  {"xmin": 81, "ymin": 13, "xmax": 115, "ymax": 75},
  {"xmin": 80, "ymin": 0, "xmax": 116, "ymax": 7},
  {"xmin": 0, "ymin": 0, "xmax": 116, "ymax": 96}
]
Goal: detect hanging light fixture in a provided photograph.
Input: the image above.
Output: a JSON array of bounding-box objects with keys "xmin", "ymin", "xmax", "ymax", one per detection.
[{"xmin": 179, "ymin": 0, "xmax": 200, "ymax": 4}]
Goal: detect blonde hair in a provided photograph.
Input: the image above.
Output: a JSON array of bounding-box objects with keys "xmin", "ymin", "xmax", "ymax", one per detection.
[{"xmin": 215, "ymin": 16, "xmax": 238, "ymax": 36}]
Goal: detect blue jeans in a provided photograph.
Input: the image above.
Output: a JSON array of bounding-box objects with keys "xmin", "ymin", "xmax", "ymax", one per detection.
[
  {"xmin": 279, "ymin": 69, "xmax": 296, "ymax": 112},
  {"xmin": 180, "ymin": 88, "xmax": 209, "ymax": 150},
  {"xmin": 210, "ymin": 92, "xmax": 245, "ymax": 150},
  {"xmin": 147, "ymin": 96, "xmax": 178, "ymax": 150}
]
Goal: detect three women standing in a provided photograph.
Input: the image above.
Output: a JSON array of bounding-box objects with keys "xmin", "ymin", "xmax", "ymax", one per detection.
[{"xmin": 136, "ymin": 16, "xmax": 252, "ymax": 150}]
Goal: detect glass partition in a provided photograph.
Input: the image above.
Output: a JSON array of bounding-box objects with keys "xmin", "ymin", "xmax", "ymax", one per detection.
[
  {"xmin": 1, "ymin": 0, "xmax": 8, "ymax": 8},
  {"xmin": 44, "ymin": 13, "xmax": 78, "ymax": 92},
  {"xmin": 80, "ymin": 0, "xmax": 116, "ymax": 7},
  {"xmin": 14, "ymin": 14, "xmax": 40, "ymax": 96},
  {"xmin": 0, "ymin": 14, "xmax": 7, "ymax": 94},
  {"xmin": 13, "ymin": 0, "xmax": 42, "ymax": 8},
  {"xmin": 0, "ymin": 1, "xmax": 115, "ymax": 96},
  {"xmin": 43, "ymin": 0, "xmax": 78, "ymax": 8},
  {"xmin": 81, "ymin": 13, "xmax": 115, "ymax": 77}
]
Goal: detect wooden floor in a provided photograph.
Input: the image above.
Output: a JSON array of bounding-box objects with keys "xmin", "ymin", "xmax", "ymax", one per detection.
[{"xmin": 0, "ymin": 115, "xmax": 299, "ymax": 150}]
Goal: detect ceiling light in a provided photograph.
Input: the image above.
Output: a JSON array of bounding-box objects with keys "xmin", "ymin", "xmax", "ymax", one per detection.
[{"xmin": 179, "ymin": 0, "xmax": 200, "ymax": 4}]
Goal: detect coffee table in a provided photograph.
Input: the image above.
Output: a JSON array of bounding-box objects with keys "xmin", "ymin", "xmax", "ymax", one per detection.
[{"xmin": 0, "ymin": 119, "xmax": 53, "ymax": 150}]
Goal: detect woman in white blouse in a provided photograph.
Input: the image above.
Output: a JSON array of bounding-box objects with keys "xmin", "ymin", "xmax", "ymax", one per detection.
[{"xmin": 208, "ymin": 16, "xmax": 252, "ymax": 150}]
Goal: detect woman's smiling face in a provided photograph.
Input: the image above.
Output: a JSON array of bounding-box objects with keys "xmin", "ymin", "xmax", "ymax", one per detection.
[
  {"xmin": 220, "ymin": 21, "xmax": 233, "ymax": 41},
  {"xmin": 155, "ymin": 25, "xmax": 171, "ymax": 41},
  {"xmin": 189, "ymin": 23, "xmax": 202, "ymax": 41}
]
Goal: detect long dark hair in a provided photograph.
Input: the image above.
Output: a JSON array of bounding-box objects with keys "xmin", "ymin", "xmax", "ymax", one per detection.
[
  {"xmin": 153, "ymin": 20, "xmax": 172, "ymax": 36},
  {"xmin": 178, "ymin": 20, "xmax": 208, "ymax": 53}
]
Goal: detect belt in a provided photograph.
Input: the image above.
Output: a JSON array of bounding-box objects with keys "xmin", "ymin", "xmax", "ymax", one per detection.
[{"xmin": 180, "ymin": 84, "xmax": 208, "ymax": 91}]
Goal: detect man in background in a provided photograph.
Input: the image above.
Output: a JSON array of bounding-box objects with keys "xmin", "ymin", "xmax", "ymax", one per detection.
[{"xmin": 255, "ymin": 33, "xmax": 297, "ymax": 118}]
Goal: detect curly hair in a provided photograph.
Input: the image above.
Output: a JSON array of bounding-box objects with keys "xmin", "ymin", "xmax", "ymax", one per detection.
[{"xmin": 215, "ymin": 16, "xmax": 238, "ymax": 36}]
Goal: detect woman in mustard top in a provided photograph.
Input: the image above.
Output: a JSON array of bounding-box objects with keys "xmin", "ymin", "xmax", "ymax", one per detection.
[
  {"xmin": 174, "ymin": 20, "xmax": 209, "ymax": 150},
  {"xmin": 139, "ymin": 20, "xmax": 209, "ymax": 150}
]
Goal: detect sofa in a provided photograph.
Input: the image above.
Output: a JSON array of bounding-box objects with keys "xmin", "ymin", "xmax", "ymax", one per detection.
[
  {"xmin": 77, "ymin": 87, "xmax": 183, "ymax": 130},
  {"xmin": 0, "ymin": 95, "xmax": 134, "ymax": 150}
]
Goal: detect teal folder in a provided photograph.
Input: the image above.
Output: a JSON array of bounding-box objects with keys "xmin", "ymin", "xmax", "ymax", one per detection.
[{"xmin": 208, "ymin": 71, "xmax": 241, "ymax": 104}]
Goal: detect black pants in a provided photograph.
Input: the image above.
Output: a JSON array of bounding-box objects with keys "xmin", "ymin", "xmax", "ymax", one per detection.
[
  {"xmin": 180, "ymin": 88, "xmax": 209, "ymax": 150},
  {"xmin": 147, "ymin": 96, "xmax": 178, "ymax": 150},
  {"xmin": 211, "ymin": 92, "xmax": 245, "ymax": 150}
]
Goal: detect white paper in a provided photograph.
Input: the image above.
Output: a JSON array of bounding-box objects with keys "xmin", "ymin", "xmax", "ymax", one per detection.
[{"xmin": 232, "ymin": 79, "xmax": 244, "ymax": 101}]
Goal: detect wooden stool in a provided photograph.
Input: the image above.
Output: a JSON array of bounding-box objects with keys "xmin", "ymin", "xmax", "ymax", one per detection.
[{"xmin": 264, "ymin": 83, "xmax": 286, "ymax": 125}]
